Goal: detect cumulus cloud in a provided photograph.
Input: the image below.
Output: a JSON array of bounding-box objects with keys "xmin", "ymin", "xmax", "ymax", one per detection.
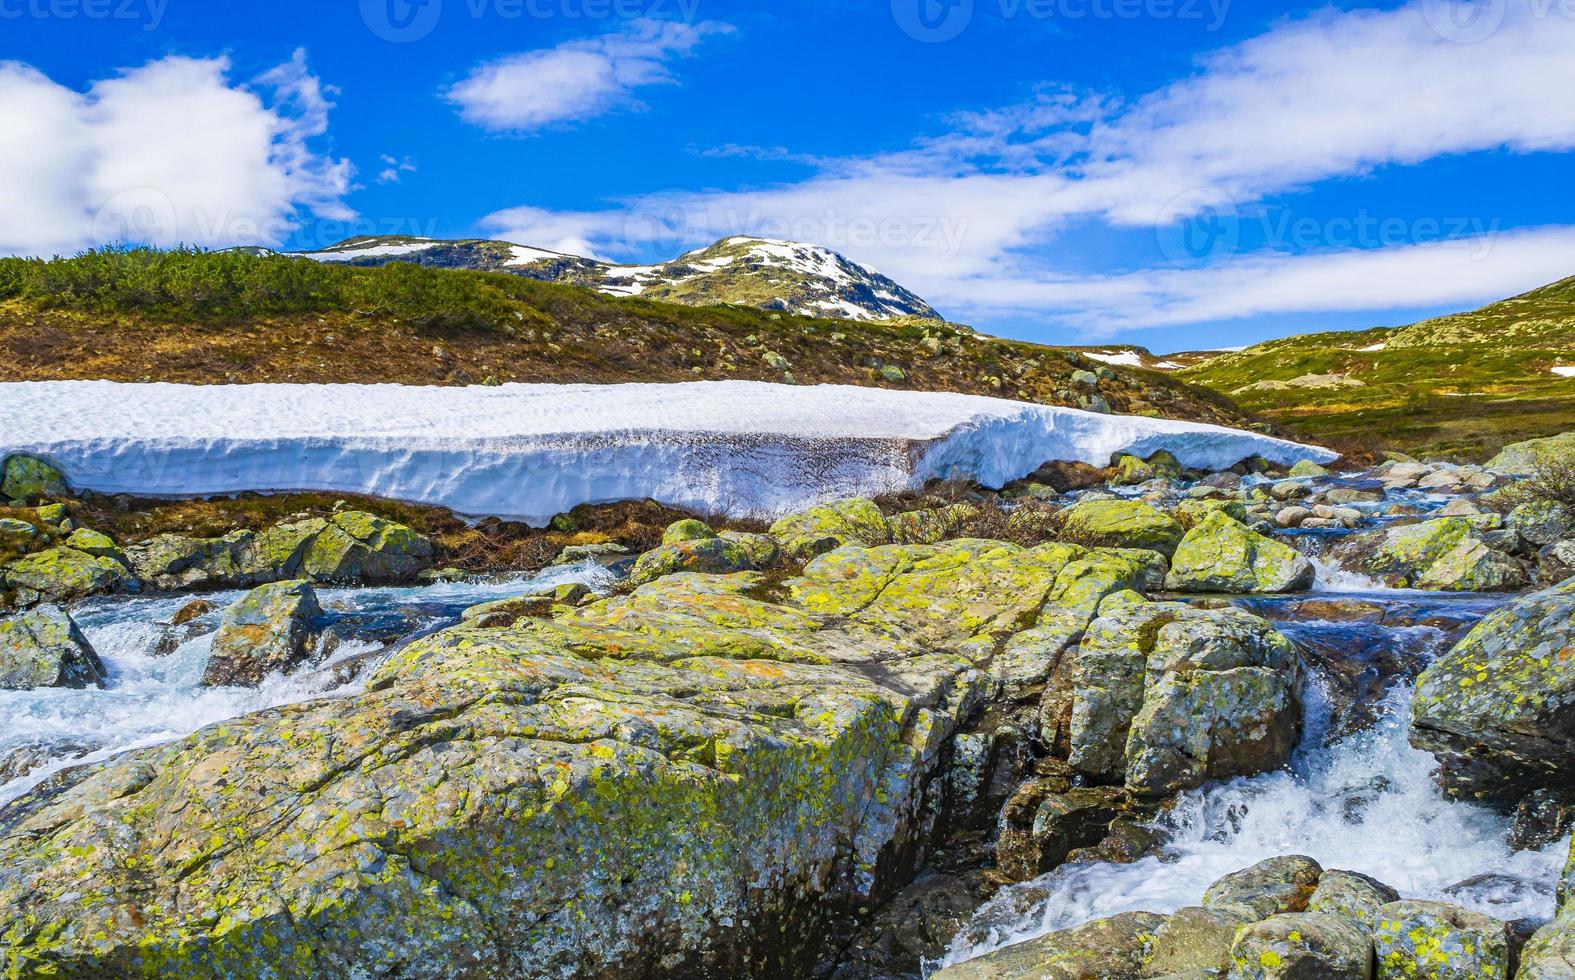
[
  {"xmin": 447, "ymin": 18, "xmax": 731, "ymax": 134},
  {"xmin": 0, "ymin": 50, "xmax": 352, "ymax": 257},
  {"xmin": 480, "ymin": 0, "xmax": 1575, "ymax": 334}
]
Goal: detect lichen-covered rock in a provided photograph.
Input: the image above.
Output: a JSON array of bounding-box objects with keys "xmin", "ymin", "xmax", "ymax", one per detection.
[
  {"xmin": 1145, "ymin": 905, "xmax": 1257, "ymax": 976},
  {"xmin": 1176, "ymin": 497, "xmax": 1250, "ymax": 529},
  {"xmin": 1307, "ymin": 870, "xmax": 1401, "ymax": 930},
  {"xmin": 994, "ymin": 783, "xmax": 1128, "ymax": 881},
  {"xmin": 1204, "ymin": 856, "xmax": 1324, "ymax": 920},
  {"xmin": 931, "ymin": 911, "xmax": 1167, "ymax": 979},
  {"xmin": 1335, "ymin": 518, "xmax": 1517, "ymax": 591},
  {"xmin": 202, "ymin": 580, "xmax": 322, "ymax": 686},
  {"xmin": 769, "ymin": 497, "xmax": 892, "ymax": 559},
  {"xmin": 1059, "ymin": 499, "xmax": 1185, "ymax": 556},
  {"xmin": 661, "ymin": 518, "xmax": 717, "ymax": 545},
  {"xmin": 1488, "ymin": 431, "xmax": 1575, "ymax": 476},
  {"xmin": 1, "ymin": 454, "xmax": 67, "ymax": 502},
  {"xmin": 719, "ymin": 530, "xmax": 782, "ymax": 569},
  {"xmin": 1410, "ymin": 577, "xmax": 1575, "ymax": 803},
  {"xmin": 628, "ymin": 536, "xmax": 756, "ymax": 586},
  {"xmin": 1520, "ymin": 907, "xmax": 1575, "ymax": 978},
  {"xmin": 1371, "ymin": 900, "xmax": 1511, "ymax": 978},
  {"xmin": 461, "ymin": 583, "xmax": 591, "ymax": 628},
  {"xmin": 1509, "ymin": 501, "xmax": 1575, "ymax": 549},
  {"xmin": 1413, "ymin": 538, "xmax": 1529, "ymax": 591},
  {"xmin": 1113, "ymin": 450, "xmax": 1184, "ymax": 486},
  {"xmin": 0, "ymin": 538, "xmax": 1109, "ymax": 977},
  {"xmin": 124, "ymin": 512, "xmax": 432, "ymax": 592},
  {"xmin": 0, "ymin": 605, "xmax": 104, "ymax": 690},
  {"xmin": 1227, "ymin": 912, "xmax": 1373, "ymax": 978},
  {"xmin": 1289, "ymin": 460, "xmax": 1331, "ymax": 478},
  {"xmin": 1056, "ymin": 595, "xmax": 1302, "ymax": 796},
  {"xmin": 1165, "ymin": 512, "xmax": 1315, "ymax": 594},
  {"xmin": 1, "ymin": 546, "xmax": 134, "ymax": 603},
  {"xmin": 61, "ymin": 528, "xmax": 123, "ymax": 562}
]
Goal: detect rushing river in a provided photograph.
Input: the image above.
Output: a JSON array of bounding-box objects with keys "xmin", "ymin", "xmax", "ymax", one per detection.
[
  {"xmin": 937, "ymin": 572, "xmax": 1567, "ymax": 971},
  {"xmin": 0, "ymin": 563, "xmax": 615, "ymax": 806}
]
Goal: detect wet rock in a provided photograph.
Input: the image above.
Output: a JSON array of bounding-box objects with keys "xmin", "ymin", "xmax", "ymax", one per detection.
[
  {"xmin": 1, "ymin": 546, "xmax": 134, "ymax": 603},
  {"xmin": 995, "ymin": 784, "xmax": 1127, "ymax": 881},
  {"xmin": 1512, "ymin": 790, "xmax": 1575, "ymax": 850},
  {"xmin": 0, "ymin": 455, "xmax": 67, "ymax": 502},
  {"xmin": 1410, "ymin": 577, "xmax": 1575, "ymax": 804},
  {"xmin": 769, "ymin": 497, "xmax": 892, "ymax": 559},
  {"xmin": 1058, "ymin": 499, "xmax": 1184, "ymax": 556},
  {"xmin": 1165, "ymin": 512, "xmax": 1315, "ymax": 594},
  {"xmin": 202, "ymin": 580, "xmax": 322, "ymax": 686},
  {"xmin": 1204, "ymin": 855, "xmax": 1324, "ymax": 919},
  {"xmin": 1307, "ymin": 870, "xmax": 1401, "ymax": 929},
  {"xmin": 930, "ymin": 910, "xmax": 1167, "ymax": 979},
  {"xmin": 1227, "ymin": 912, "xmax": 1373, "ymax": 978},
  {"xmin": 1146, "ymin": 904, "xmax": 1257, "ymax": 976},
  {"xmin": 1413, "ymin": 539, "xmax": 1529, "ymax": 592},
  {"xmin": 833, "ymin": 872, "xmax": 981, "ymax": 979},
  {"xmin": 628, "ymin": 536, "xmax": 757, "ymax": 586},
  {"xmin": 0, "ymin": 738, "xmax": 105, "ymax": 782},
  {"xmin": 0, "ymin": 605, "xmax": 105, "ymax": 690},
  {"xmin": 1371, "ymin": 900, "xmax": 1511, "ymax": 979},
  {"xmin": 170, "ymin": 598, "xmax": 218, "ymax": 627},
  {"xmin": 1059, "ymin": 593, "xmax": 1302, "ymax": 796}
]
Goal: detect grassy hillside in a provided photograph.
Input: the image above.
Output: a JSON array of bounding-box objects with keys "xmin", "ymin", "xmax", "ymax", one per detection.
[
  {"xmin": 1180, "ymin": 275, "xmax": 1575, "ymax": 460},
  {"xmin": 0, "ymin": 248, "xmax": 1255, "ymax": 431}
]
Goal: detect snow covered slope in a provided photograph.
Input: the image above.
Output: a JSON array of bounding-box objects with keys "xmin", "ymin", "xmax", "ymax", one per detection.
[
  {"xmin": 0, "ymin": 381, "xmax": 1333, "ymax": 525},
  {"xmin": 287, "ymin": 235, "xmax": 943, "ymax": 322}
]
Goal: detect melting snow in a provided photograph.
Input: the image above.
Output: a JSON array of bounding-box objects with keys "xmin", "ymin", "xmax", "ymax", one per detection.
[
  {"xmin": 0, "ymin": 381, "xmax": 1333, "ymax": 526},
  {"xmin": 1553, "ymin": 366, "xmax": 1575, "ymax": 378},
  {"xmin": 505, "ymin": 245, "xmax": 566, "ymax": 266},
  {"xmin": 1085, "ymin": 351, "xmax": 1145, "ymax": 368},
  {"xmin": 1358, "ymin": 342, "xmax": 1388, "ymax": 353},
  {"xmin": 301, "ymin": 241, "xmax": 438, "ymax": 261}
]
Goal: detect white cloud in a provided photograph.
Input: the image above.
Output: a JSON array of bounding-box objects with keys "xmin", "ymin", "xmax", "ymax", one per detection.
[
  {"xmin": 0, "ymin": 50, "xmax": 352, "ymax": 257},
  {"xmin": 378, "ymin": 154, "xmax": 417, "ymax": 185},
  {"xmin": 447, "ymin": 18, "xmax": 730, "ymax": 134},
  {"xmin": 479, "ymin": 0, "xmax": 1575, "ymax": 334}
]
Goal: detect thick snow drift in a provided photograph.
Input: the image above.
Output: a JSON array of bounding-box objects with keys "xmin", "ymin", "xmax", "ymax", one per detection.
[{"xmin": 1, "ymin": 381, "xmax": 1334, "ymax": 525}]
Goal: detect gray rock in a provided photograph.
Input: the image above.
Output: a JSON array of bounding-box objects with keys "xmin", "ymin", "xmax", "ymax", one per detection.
[
  {"xmin": 1307, "ymin": 869, "xmax": 1401, "ymax": 930},
  {"xmin": 203, "ymin": 580, "xmax": 322, "ymax": 686},
  {"xmin": 1204, "ymin": 855, "xmax": 1324, "ymax": 920},
  {"xmin": 930, "ymin": 910, "xmax": 1166, "ymax": 979},
  {"xmin": 1227, "ymin": 912, "xmax": 1373, "ymax": 978},
  {"xmin": 1371, "ymin": 900, "xmax": 1511, "ymax": 979},
  {"xmin": 0, "ymin": 605, "xmax": 105, "ymax": 690}
]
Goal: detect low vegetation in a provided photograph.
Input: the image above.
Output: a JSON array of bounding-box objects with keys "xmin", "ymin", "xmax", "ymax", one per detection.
[{"xmin": 0, "ymin": 247, "xmax": 1258, "ymax": 431}]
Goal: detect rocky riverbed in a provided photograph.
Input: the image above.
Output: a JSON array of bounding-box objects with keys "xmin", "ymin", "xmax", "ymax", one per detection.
[{"xmin": 4, "ymin": 436, "xmax": 1575, "ymax": 978}]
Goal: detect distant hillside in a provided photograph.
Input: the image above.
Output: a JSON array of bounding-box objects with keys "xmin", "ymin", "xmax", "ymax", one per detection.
[
  {"xmin": 0, "ymin": 247, "xmax": 1256, "ymax": 434},
  {"xmin": 1181, "ymin": 275, "xmax": 1575, "ymax": 459},
  {"xmin": 291, "ymin": 235, "xmax": 944, "ymax": 323}
]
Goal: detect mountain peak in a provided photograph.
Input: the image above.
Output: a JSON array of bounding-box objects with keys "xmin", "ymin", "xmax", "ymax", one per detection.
[{"xmin": 287, "ymin": 234, "xmax": 942, "ymax": 323}]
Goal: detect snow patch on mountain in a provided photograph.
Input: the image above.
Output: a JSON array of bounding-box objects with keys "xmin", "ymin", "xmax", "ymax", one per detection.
[{"xmin": 0, "ymin": 381, "xmax": 1333, "ymax": 526}]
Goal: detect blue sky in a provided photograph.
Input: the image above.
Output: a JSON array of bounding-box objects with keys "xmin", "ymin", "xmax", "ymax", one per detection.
[{"xmin": 2, "ymin": 0, "xmax": 1573, "ymax": 352}]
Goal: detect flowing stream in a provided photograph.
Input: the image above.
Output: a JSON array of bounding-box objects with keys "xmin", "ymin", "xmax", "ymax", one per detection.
[
  {"xmin": 0, "ymin": 563, "xmax": 614, "ymax": 807},
  {"xmin": 937, "ymin": 535, "xmax": 1567, "ymax": 970}
]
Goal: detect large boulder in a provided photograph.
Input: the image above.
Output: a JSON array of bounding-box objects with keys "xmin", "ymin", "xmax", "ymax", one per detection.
[
  {"xmin": 1204, "ymin": 855, "xmax": 1324, "ymax": 920},
  {"xmin": 0, "ymin": 605, "xmax": 105, "ymax": 690},
  {"xmin": 769, "ymin": 497, "xmax": 892, "ymax": 559},
  {"xmin": 628, "ymin": 536, "xmax": 756, "ymax": 586},
  {"xmin": 1410, "ymin": 577, "xmax": 1575, "ymax": 803},
  {"xmin": 1487, "ymin": 431, "xmax": 1575, "ymax": 477},
  {"xmin": 1370, "ymin": 900, "xmax": 1512, "ymax": 979},
  {"xmin": 1165, "ymin": 512, "xmax": 1315, "ymax": 594},
  {"xmin": 202, "ymin": 580, "xmax": 323, "ymax": 686},
  {"xmin": 1058, "ymin": 499, "xmax": 1185, "ymax": 556},
  {"xmin": 930, "ymin": 911, "xmax": 1167, "ymax": 979},
  {"xmin": 1, "ymin": 454, "xmax": 67, "ymax": 502},
  {"xmin": 1412, "ymin": 538, "xmax": 1528, "ymax": 592},
  {"xmin": 1306, "ymin": 870, "xmax": 1400, "ymax": 930},
  {"xmin": 0, "ymin": 538, "xmax": 1125, "ymax": 976},
  {"xmin": 1, "ymin": 546, "xmax": 134, "ymax": 603},
  {"xmin": 1334, "ymin": 517, "xmax": 1522, "ymax": 591},
  {"xmin": 1053, "ymin": 593, "xmax": 1302, "ymax": 796},
  {"xmin": 124, "ymin": 530, "xmax": 259, "ymax": 591},
  {"xmin": 298, "ymin": 511, "xmax": 434, "ymax": 582}
]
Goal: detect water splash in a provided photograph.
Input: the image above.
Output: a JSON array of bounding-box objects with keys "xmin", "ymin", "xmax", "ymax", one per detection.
[{"xmin": 0, "ymin": 563, "xmax": 615, "ymax": 806}]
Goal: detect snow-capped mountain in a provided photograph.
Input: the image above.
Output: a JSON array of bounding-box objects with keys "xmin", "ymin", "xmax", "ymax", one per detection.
[{"xmin": 290, "ymin": 235, "xmax": 943, "ymax": 322}]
